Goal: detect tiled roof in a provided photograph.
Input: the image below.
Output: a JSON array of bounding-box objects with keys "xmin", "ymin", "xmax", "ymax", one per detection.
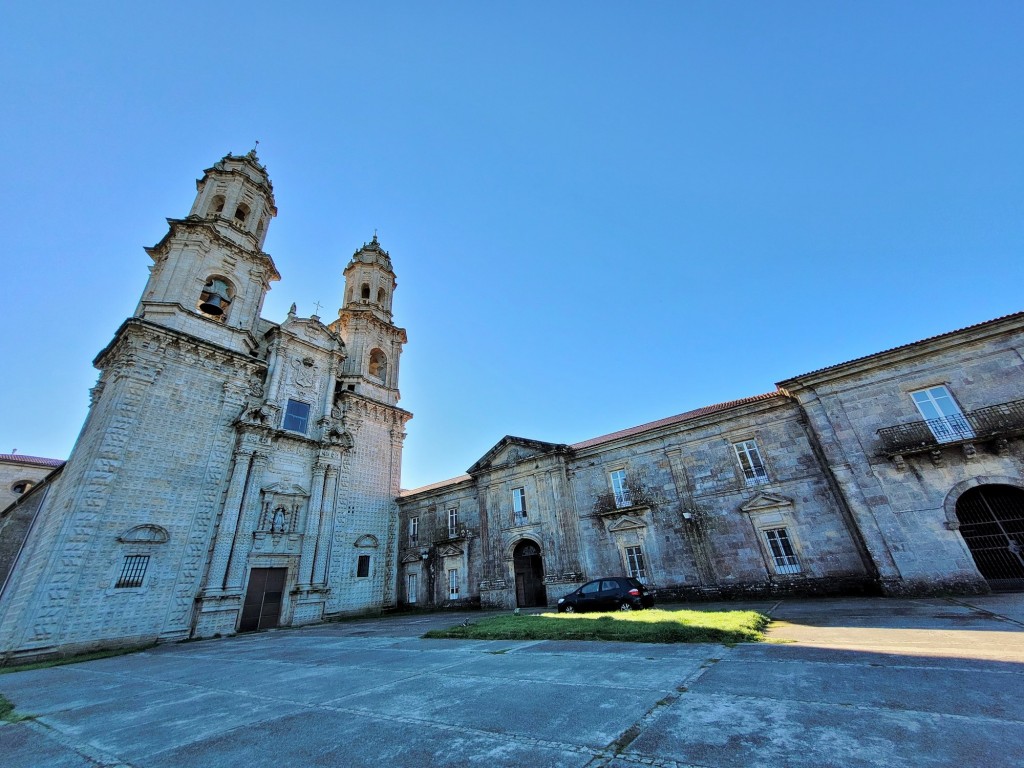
[
  {"xmin": 400, "ymin": 474, "xmax": 472, "ymax": 498},
  {"xmin": 782, "ymin": 311, "xmax": 1024, "ymax": 382},
  {"xmin": 571, "ymin": 392, "xmax": 783, "ymax": 450},
  {"xmin": 0, "ymin": 454, "xmax": 64, "ymax": 468}
]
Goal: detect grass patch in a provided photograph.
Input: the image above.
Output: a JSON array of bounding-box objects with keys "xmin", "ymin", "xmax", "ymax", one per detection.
[
  {"xmin": 423, "ymin": 609, "xmax": 769, "ymax": 644},
  {"xmin": 0, "ymin": 643, "xmax": 154, "ymax": 675},
  {"xmin": 0, "ymin": 693, "xmax": 30, "ymax": 723}
]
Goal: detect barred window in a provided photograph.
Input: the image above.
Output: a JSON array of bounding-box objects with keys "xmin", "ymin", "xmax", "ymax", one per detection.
[
  {"xmin": 357, "ymin": 554, "xmax": 371, "ymax": 578},
  {"xmin": 116, "ymin": 555, "xmax": 150, "ymax": 588},
  {"xmin": 764, "ymin": 528, "xmax": 801, "ymax": 574}
]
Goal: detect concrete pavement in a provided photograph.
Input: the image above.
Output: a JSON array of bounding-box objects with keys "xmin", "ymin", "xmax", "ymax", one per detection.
[{"xmin": 1, "ymin": 594, "xmax": 1022, "ymax": 767}]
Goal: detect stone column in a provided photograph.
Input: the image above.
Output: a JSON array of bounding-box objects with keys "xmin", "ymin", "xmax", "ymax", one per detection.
[
  {"xmin": 206, "ymin": 448, "xmax": 255, "ymax": 592},
  {"xmin": 225, "ymin": 452, "xmax": 269, "ymax": 590},
  {"xmin": 313, "ymin": 466, "xmax": 339, "ymax": 586},
  {"xmin": 298, "ymin": 463, "xmax": 327, "ymax": 588}
]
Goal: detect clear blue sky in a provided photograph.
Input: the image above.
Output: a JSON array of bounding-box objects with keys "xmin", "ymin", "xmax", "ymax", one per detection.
[{"xmin": 2, "ymin": 3, "xmax": 1022, "ymax": 490}]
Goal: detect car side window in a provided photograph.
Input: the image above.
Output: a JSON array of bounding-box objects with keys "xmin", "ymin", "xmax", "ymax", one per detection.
[
  {"xmin": 580, "ymin": 581, "xmax": 601, "ymax": 595},
  {"xmin": 600, "ymin": 579, "xmax": 620, "ymax": 592}
]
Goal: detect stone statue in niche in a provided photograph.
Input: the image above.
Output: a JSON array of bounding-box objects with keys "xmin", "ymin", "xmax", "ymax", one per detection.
[{"xmin": 270, "ymin": 507, "xmax": 287, "ymax": 533}]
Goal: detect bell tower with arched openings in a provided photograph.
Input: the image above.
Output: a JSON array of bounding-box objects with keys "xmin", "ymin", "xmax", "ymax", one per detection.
[
  {"xmin": 135, "ymin": 150, "xmax": 280, "ymax": 356},
  {"xmin": 329, "ymin": 234, "xmax": 407, "ymax": 407}
]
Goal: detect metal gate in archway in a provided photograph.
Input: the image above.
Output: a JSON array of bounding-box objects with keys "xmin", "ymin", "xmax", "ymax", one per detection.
[{"xmin": 955, "ymin": 485, "xmax": 1024, "ymax": 591}]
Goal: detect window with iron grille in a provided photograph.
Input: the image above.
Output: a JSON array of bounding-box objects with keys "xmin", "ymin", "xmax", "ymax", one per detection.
[
  {"xmin": 448, "ymin": 508, "xmax": 459, "ymax": 537},
  {"xmin": 116, "ymin": 555, "xmax": 150, "ymax": 588},
  {"xmin": 409, "ymin": 516, "xmax": 419, "ymax": 546},
  {"xmin": 448, "ymin": 568, "xmax": 460, "ymax": 599},
  {"xmin": 733, "ymin": 440, "xmax": 769, "ymax": 485},
  {"xmin": 357, "ymin": 554, "xmax": 371, "ymax": 578},
  {"xmin": 625, "ymin": 546, "xmax": 646, "ymax": 582},
  {"xmin": 282, "ymin": 399, "xmax": 311, "ymax": 434},
  {"xmin": 764, "ymin": 528, "xmax": 801, "ymax": 574},
  {"xmin": 512, "ymin": 487, "xmax": 527, "ymax": 521},
  {"xmin": 408, "ymin": 573, "xmax": 418, "ymax": 604},
  {"xmin": 610, "ymin": 469, "xmax": 632, "ymax": 508}
]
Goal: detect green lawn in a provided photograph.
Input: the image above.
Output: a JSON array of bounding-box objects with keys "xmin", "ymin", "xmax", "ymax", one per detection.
[{"xmin": 423, "ymin": 609, "xmax": 770, "ymax": 644}]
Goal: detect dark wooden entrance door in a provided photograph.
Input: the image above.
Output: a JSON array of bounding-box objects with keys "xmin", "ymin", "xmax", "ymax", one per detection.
[
  {"xmin": 956, "ymin": 485, "xmax": 1024, "ymax": 591},
  {"xmin": 240, "ymin": 567, "xmax": 287, "ymax": 631},
  {"xmin": 513, "ymin": 540, "xmax": 547, "ymax": 607}
]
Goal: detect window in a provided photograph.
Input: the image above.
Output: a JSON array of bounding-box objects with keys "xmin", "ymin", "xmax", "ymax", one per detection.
[
  {"xmin": 283, "ymin": 399, "xmax": 311, "ymax": 434},
  {"xmin": 408, "ymin": 573, "xmax": 418, "ymax": 604},
  {"xmin": 208, "ymin": 194, "xmax": 225, "ymax": 216},
  {"xmin": 376, "ymin": 287, "xmax": 385, "ymax": 304},
  {"xmin": 116, "ymin": 555, "xmax": 150, "ymax": 588},
  {"xmin": 368, "ymin": 349, "xmax": 387, "ymax": 381},
  {"xmin": 11, "ymin": 480, "xmax": 33, "ymax": 495},
  {"xmin": 734, "ymin": 440, "xmax": 769, "ymax": 485},
  {"xmin": 625, "ymin": 546, "xmax": 646, "ymax": 582},
  {"xmin": 409, "ymin": 517, "xmax": 419, "ymax": 546},
  {"xmin": 448, "ymin": 569, "xmax": 460, "ymax": 600},
  {"xmin": 609, "ymin": 470, "xmax": 632, "ymax": 508},
  {"xmin": 512, "ymin": 487, "xmax": 527, "ymax": 521},
  {"xmin": 911, "ymin": 386, "xmax": 974, "ymax": 443},
  {"xmin": 197, "ymin": 277, "xmax": 233, "ymax": 319},
  {"xmin": 448, "ymin": 508, "xmax": 459, "ymax": 538},
  {"xmin": 234, "ymin": 202, "xmax": 250, "ymax": 224},
  {"xmin": 357, "ymin": 555, "xmax": 371, "ymax": 578},
  {"xmin": 764, "ymin": 528, "xmax": 801, "ymax": 574},
  {"xmin": 361, "ymin": 283, "xmax": 370, "ymax": 299}
]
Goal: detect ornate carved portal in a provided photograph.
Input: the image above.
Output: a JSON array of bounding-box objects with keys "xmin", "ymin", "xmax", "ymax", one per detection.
[{"xmin": 512, "ymin": 539, "xmax": 547, "ymax": 608}]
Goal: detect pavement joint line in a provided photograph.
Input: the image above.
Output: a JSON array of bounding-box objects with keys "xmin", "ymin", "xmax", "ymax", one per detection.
[
  {"xmin": 689, "ymin": 690, "xmax": 1024, "ymax": 725},
  {"xmin": 720, "ymin": 655, "xmax": 1024, "ymax": 675},
  {"xmin": 943, "ymin": 597, "xmax": 1024, "ymax": 629},
  {"xmin": 22, "ymin": 717, "xmax": 136, "ymax": 768}
]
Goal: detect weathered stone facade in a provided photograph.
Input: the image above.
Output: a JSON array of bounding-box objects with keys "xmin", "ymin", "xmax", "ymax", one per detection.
[
  {"xmin": 0, "ymin": 153, "xmax": 410, "ymax": 661},
  {"xmin": 398, "ymin": 315, "xmax": 1024, "ymax": 609}
]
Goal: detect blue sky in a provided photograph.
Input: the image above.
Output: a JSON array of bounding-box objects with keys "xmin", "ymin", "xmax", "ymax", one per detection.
[{"xmin": 2, "ymin": 3, "xmax": 1022, "ymax": 490}]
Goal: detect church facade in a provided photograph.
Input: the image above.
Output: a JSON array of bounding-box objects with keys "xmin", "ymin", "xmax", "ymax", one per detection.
[
  {"xmin": 0, "ymin": 153, "xmax": 410, "ymax": 660},
  {"xmin": 397, "ymin": 315, "xmax": 1024, "ymax": 611}
]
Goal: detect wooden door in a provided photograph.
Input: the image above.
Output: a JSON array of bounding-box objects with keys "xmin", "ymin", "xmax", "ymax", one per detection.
[{"xmin": 240, "ymin": 567, "xmax": 287, "ymax": 631}]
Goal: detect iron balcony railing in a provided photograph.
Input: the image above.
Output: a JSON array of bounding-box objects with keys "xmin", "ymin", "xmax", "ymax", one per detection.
[{"xmin": 877, "ymin": 398, "xmax": 1024, "ymax": 455}]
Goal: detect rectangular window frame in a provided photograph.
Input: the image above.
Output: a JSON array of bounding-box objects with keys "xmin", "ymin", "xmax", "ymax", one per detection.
[
  {"xmin": 448, "ymin": 568, "xmax": 460, "ymax": 600},
  {"xmin": 733, "ymin": 439, "xmax": 769, "ymax": 486},
  {"xmin": 282, "ymin": 399, "xmax": 312, "ymax": 434},
  {"xmin": 609, "ymin": 469, "xmax": 632, "ymax": 508},
  {"xmin": 408, "ymin": 572, "xmax": 418, "ymax": 604},
  {"xmin": 356, "ymin": 554, "xmax": 371, "ymax": 578},
  {"xmin": 624, "ymin": 545, "xmax": 646, "ymax": 583},
  {"xmin": 447, "ymin": 507, "xmax": 459, "ymax": 538},
  {"xmin": 116, "ymin": 555, "xmax": 150, "ymax": 589},
  {"xmin": 764, "ymin": 528, "xmax": 801, "ymax": 575},
  {"xmin": 409, "ymin": 516, "xmax": 419, "ymax": 546},
  {"xmin": 910, "ymin": 385, "xmax": 974, "ymax": 443},
  {"xmin": 512, "ymin": 487, "xmax": 527, "ymax": 521}
]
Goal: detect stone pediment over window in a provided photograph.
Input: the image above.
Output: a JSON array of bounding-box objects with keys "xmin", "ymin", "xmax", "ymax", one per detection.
[
  {"xmin": 262, "ymin": 482, "xmax": 309, "ymax": 497},
  {"xmin": 467, "ymin": 435, "xmax": 570, "ymax": 474},
  {"xmin": 740, "ymin": 492, "xmax": 793, "ymax": 514},
  {"xmin": 401, "ymin": 552, "xmax": 423, "ymax": 564},
  {"xmin": 606, "ymin": 516, "xmax": 647, "ymax": 533},
  {"xmin": 354, "ymin": 534, "xmax": 379, "ymax": 548},
  {"xmin": 117, "ymin": 524, "xmax": 170, "ymax": 544},
  {"xmin": 438, "ymin": 544, "xmax": 464, "ymax": 557}
]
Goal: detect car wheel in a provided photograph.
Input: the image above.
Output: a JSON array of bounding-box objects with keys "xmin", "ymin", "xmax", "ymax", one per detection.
[
  {"xmin": 563, "ymin": 604, "xmax": 575, "ymax": 613},
  {"xmin": 618, "ymin": 601, "xmax": 633, "ymax": 612}
]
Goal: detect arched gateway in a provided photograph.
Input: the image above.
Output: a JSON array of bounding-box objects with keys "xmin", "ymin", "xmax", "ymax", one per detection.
[
  {"xmin": 955, "ymin": 485, "xmax": 1024, "ymax": 591},
  {"xmin": 513, "ymin": 539, "xmax": 547, "ymax": 607}
]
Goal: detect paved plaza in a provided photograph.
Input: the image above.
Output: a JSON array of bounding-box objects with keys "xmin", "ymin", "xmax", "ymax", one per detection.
[{"xmin": 1, "ymin": 594, "xmax": 1023, "ymax": 767}]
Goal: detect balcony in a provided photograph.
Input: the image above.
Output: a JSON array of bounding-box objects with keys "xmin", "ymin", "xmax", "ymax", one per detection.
[{"xmin": 877, "ymin": 398, "xmax": 1024, "ymax": 456}]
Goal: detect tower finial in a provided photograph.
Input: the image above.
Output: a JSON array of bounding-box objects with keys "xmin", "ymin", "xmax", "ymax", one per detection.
[{"xmin": 248, "ymin": 139, "xmax": 260, "ymax": 158}]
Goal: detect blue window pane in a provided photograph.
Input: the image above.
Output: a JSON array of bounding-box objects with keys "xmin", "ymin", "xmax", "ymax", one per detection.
[{"xmin": 283, "ymin": 400, "xmax": 310, "ymax": 433}]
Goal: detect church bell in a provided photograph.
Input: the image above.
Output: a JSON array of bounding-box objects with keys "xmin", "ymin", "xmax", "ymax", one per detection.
[{"xmin": 199, "ymin": 293, "xmax": 228, "ymax": 316}]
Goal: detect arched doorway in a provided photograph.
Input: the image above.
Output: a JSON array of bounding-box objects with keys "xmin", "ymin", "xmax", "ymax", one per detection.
[
  {"xmin": 513, "ymin": 539, "xmax": 547, "ymax": 607},
  {"xmin": 955, "ymin": 485, "xmax": 1024, "ymax": 591}
]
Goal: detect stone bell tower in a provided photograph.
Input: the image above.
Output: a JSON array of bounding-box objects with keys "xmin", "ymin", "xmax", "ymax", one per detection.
[{"xmin": 135, "ymin": 150, "xmax": 280, "ymax": 355}]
